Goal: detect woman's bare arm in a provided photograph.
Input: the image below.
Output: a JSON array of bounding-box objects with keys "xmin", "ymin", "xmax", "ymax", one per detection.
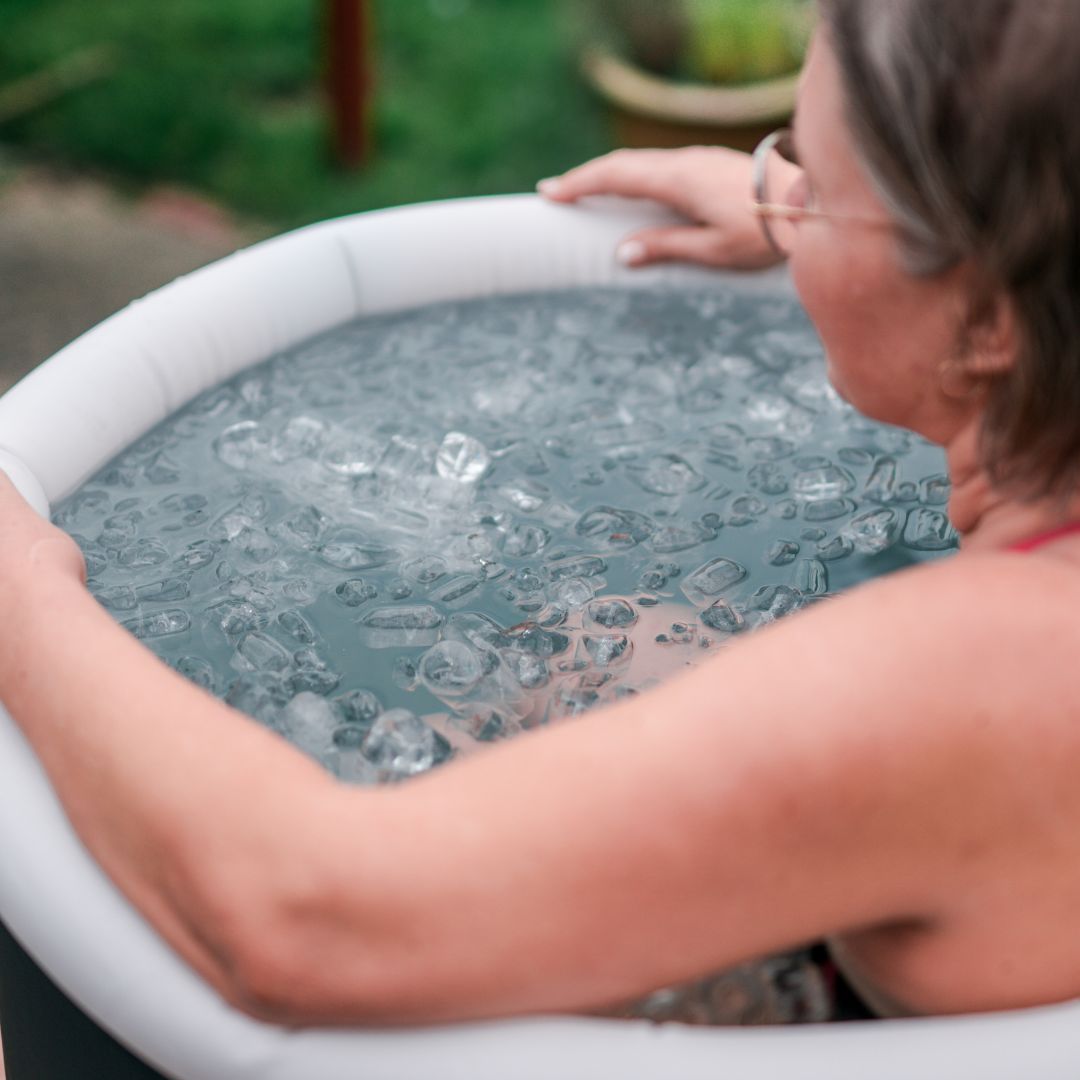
[{"xmin": 0, "ymin": 476, "xmax": 1053, "ymax": 1025}]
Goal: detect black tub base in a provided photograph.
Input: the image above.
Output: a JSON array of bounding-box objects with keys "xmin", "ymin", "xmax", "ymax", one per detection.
[{"xmin": 0, "ymin": 917, "xmax": 170, "ymax": 1080}]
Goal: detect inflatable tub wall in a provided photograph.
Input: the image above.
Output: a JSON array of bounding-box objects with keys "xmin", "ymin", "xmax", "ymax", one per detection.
[{"xmin": 1, "ymin": 195, "xmax": 1078, "ymax": 1080}]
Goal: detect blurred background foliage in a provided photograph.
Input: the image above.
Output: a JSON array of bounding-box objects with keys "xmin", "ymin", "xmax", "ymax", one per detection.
[{"xmin": 0, "ymin": 0, "xmax": 614, "ymax": 227}]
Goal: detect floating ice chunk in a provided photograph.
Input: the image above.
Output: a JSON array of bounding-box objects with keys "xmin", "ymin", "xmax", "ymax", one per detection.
[
  {"xmin": 548, "ymin": 555, "xmax": 607, "ymax": 582},
  {"xmin": 680, "ymin": 556, "xmax": 747, "ymax": 605},
  {"xmin": 335, "ymin": 578, "xmax": 377, "ymax": 606},
  {"xmin": 429, "ymin": 574, "xmax": 482, "ymax": 605},
  {"xmin": 699, "ymin": 598, "xmax": 746, "ymax": 634},
  {"xmin": 803, "ymin": 498, "xmax": 856, "ymax": 522},
  {"xmin": 401, "ymin": 555, "xmax": 447, "ymax": 584},
  {"xmin": 213, "ymin": 421, "xmax": 267, "ymax": 470},
  {"xmin": 359, "ymin": 605, "xmax": 443, "ymax": 648},
  {"xmin": 319, "ymin": 530, "xmax": 396, "ymax": 570},
  {"xmin": 123, "ymin": 609, "xmax": 191, "ymax": 640},
  {"xmin": 499, "ymin": 523, "xmax": 550, "ymax": 557},
  {"xmin": 864, "ymin": 456, "xmax": 898, "ymax": 503},
  {"xmin": 418, "ymin": 640, "xmax": 484, "ymax": 697},
  {"xmin": 502, "ymin": 648, "xmax": 549, "ymax": 690},
  {"xmin": 279, "ymin": 692, "xmax": 340, "ymax": 758},
  {"xmin": 843, "ymin": 507, "xmax": 902, "ymax": 554},
  {"xmin": 745, "ymin": 436, "xmax": 795, "ymax": 462},
  {"xmin": 175, "ymin": 655, "xmax": 216, "ymax": 691},
  {"xmin": 270, "ymin": 415, "xmax": 326, "ymax": 463},
  {"xmin": 583, "ymin": 634, "xmax": 632, "ymax": 668},
  {"xmin": 816, "ymin": 535, "xmax": 853, "ymax": 561},
  {"xmin": 549, "ymin": 576, "xmax": 594, "ymax": 610},
  {"xmin": 362, "ymin": 709, "xmax": 436, "ymax": 778},
  {"xmin": 903, "ymin": 508, "xmax": 958, "ymax": 551},
  {"xmin": 173, "ymin": 539, "xmax": 218, "ymax": 571},
  {"xmin": 748, "ymin": 463, "xmax": 789, "ymax": 495},
  {"xmin": 766, "ymin": 539, "xmax": 800, "ymax": 566},
  {"xmin": 278, "ymin": 610, "xmax": 317, "ymax": 644},
  {"xmin": 586, "ymin": 598, "xmax": 638, "ymax": 629},
  {"xmin": 792, "ymin": 465, "xmax": 855, "ymax": 502},
  {"xmin": 575, "ymin": 505, "xmax": 653, "ymax": 548},
  {"xmin": 436, "ymin": 431, "xmax": 491, "ymax": 484},
  {"xmin": 648, "ymin": 521, "xmax": 714, "ymax": 554},
  {"xmin": 97, "ymin": 584, "xmax": 138, "ymax": 611},
  {"xmin": 795, "ymin": 558, "xmax": 828, "ymax": 595},
  {"xmin": 629, "ymin": 454, "xmax": 707, "ymax": 496},
  {"xmin": 334, "ymin": 688, "xmax": 383, "ymax": 726},
  {"xmin": 118, "ymin": 540, "xmax": 170, "ymax": 568},
  {"xmin": 361, "ymin": 605, "xmax": 443, "ymax": 631},
  {"xmin": 748, "ymin": 585, "xmax": 802, "ymax": 622},
  {"xmin": 321, "ymin": 431, "xmax": 381, "ymax": 476},
  {"xmin": 920, "ymin": 474, "xmax": 951, "ymax": 505},
  {"xmin": 235, "ymin": 631, "xmax": 292, "ymax": 672}
]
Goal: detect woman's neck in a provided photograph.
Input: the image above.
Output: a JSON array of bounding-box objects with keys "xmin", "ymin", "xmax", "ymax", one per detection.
[{"xmin": 946, "ymin": 421, "xmax": 1080, "ymax": 552}]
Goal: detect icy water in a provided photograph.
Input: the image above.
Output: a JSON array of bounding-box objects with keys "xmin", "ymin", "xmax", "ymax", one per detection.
[{"xmin": 56, "ymin": 285, "xmax": 957, "ymax": 1024}]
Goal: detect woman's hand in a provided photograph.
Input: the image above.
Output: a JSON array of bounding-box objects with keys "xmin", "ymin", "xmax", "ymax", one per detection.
[
  {"xmin": 0, "ymin": 472, "xmax": 85, "ymax": 598},
  {"xmin": 537, "ymin": 146, "xmax": 785, "ymax": 271}
]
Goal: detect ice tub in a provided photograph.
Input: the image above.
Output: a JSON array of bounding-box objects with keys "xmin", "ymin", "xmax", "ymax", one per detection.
[{"xmin": 1, "ymin": 194, "xmax": 1078, "ymax": 1080}]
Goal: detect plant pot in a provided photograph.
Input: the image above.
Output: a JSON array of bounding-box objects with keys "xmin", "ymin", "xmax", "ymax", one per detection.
[{"xmin": 582, "ymin": 46, "xmax": 798, "ymax": 152}]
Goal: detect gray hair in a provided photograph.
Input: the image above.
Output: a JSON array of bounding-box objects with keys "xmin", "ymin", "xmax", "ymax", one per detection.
[{"xmin": 818, "ymin": 0, "xmax": 1080, "ymax": 496}]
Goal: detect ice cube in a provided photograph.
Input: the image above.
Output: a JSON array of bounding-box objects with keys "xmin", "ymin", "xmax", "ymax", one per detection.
[
  {"xmin": 680, "ymin": 557, "xmax": 747, "ymax": 606},
  {"xmin": 436, "ymin": 431, "xmax": 491, "ymax": 484}
]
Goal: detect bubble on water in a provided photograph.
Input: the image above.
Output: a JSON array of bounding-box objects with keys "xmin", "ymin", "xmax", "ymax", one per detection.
[
  {"xmin": 362, "ymin": 709, "xmax": 436, "ymax": 778},
  {"xmin": 680, "ymin": 557, "xmax": 747, "ymax": 606},
  {"xmin": 436, "ymin": 431, "xmax": 491, "ymax": 484}
]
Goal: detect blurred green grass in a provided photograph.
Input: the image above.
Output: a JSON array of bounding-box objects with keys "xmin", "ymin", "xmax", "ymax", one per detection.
[{"xmin": 0, "ymin": 0, "xmax": 613, "ymax": 226}]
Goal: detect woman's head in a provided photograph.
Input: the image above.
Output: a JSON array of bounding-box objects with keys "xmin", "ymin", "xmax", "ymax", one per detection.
[{"xmin": 800, "ymin": 0, "xmax": 1080, "ymax": 497}]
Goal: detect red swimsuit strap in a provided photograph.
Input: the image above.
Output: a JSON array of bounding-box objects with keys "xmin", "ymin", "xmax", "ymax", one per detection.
[{"xmin": 1009, "ymin": 521, "xmax": 1080, "ymax": 552}]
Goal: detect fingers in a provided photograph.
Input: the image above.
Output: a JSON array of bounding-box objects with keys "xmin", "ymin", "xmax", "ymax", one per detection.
[
  {"xmin": 615, "ymin": 225, "xmax": 777, "ymax": 271},
  {"xmin": 537, "ymin": 149, "xmax": 673, "ymax": 204}
]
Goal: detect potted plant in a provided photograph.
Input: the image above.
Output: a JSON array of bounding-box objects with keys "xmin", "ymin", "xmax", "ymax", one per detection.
[{"xmin": 579, "ymin": 0, "xmax": 814, "ymax": 152}]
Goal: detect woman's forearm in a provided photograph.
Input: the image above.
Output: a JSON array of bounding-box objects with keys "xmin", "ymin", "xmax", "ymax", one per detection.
[{"xmin": 0, "ymin": 569, "xmax": 374, "ymax": 1014}]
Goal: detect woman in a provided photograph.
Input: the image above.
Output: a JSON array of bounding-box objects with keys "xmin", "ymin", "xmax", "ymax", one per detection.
[{"xmin": 3, "ymin": 0, "xmax": 1080, "ymax": 1024}]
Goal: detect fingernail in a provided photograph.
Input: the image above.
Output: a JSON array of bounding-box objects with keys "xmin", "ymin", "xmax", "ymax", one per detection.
[
  {"xmin": 616, "ymin": 240, "xmax": 646, "ymax": 267},
  {"xmin": 537, "ymin": 177, "xmax": 562, "ymax": 195}
]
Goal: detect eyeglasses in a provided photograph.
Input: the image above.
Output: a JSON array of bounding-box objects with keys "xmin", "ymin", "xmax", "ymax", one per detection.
[{"xmin": 750, "ymin": 128, "xmax": 892, "ymax": 257}]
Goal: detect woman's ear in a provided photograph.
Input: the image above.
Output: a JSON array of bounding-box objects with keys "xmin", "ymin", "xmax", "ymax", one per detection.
[{"xmin": 962, "ymin": 287, "xmax": 1019, "ymax": 378}]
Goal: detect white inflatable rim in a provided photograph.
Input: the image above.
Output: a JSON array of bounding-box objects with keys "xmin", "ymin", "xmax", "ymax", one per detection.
[{"xmin": 1, "ymin": 194, "xmax": 1078, "ymax": 1080}]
